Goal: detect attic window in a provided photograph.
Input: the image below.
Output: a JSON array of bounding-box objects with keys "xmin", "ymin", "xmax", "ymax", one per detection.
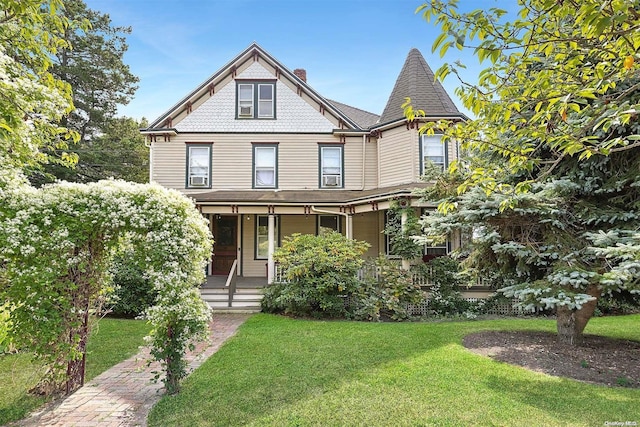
[{"xmin": 236, "ymin": 80, "xmax": 276, "ymax": 119}]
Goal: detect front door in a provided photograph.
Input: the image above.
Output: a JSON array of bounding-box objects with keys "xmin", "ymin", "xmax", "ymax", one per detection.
[{"xmin": 211, "ymin": 215, "xmax": 237, "ymax": 275}]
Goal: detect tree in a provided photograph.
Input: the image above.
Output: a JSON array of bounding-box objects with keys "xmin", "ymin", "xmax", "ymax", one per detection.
[
  {"xmin": 34, "ymin": 116, "xmax": 149, "ymax": 184},
  {"xmin": 412, "ymin": 0, "xmax": 640, "ymax": 344},
  {"xmin": 30, "ymin": 0, "xmax": 140, "ymax": 185},
  {"xmin": 0, "ymin": 180, "xmax": 212, "ymax": 395},
  {"xmin": 0, "ymin": 0, "xmax": 79, "ymax": 181}
]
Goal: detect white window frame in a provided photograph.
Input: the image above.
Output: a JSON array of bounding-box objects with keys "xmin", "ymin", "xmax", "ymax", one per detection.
[
  {"xmin": 256, "ymin": 215, "xmax": 279, "ymax": 259},
  {"xmin": 187, "ymin": 145, "xmax": 211, "ymax": 188},
  {"xmin": 253, "ymin": 145, "xmax": 277, "ymax": 188},
  {"xmin": 238, "ymin": 84, "xmax": 254, "ymax": 117},
  {"xmin": 421, "ymin": 134, "xmax": 446, "ymax": 173},
  {"xmin": 317, "ymin": 215, "xmax": 341, "ymax": 236},
  {"xmin": 257, "ymin": 83, "xmax": 274, "ymax": 118},
  {"xmin": 320, "ymin": 145, "xmax": 343, "ymax": 188}
]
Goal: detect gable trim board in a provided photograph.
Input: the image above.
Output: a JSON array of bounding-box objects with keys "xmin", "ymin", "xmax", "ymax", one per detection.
[{"xmin": 145, "ymin": 43, "xmax": 360, "ymax": 133}]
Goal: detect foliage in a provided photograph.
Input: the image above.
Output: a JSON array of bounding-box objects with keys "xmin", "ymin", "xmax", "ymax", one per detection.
[
  {"xmin": 415, "ymin": 256, "xmax": 472, "ymax": 317},
  {"xmin": 383, "ymin": 202, "xmax": 424, "ymax": 260},
  {"xmin": 268, "ymin": 233, "xmax": 369, "ymax": 317},
  {"xmin": 28, "ymin": 0, "xmax": 143, "ymax": 185},
  {"xmin": 0, "ymin": 302, "xmax": 14, "ymax": 354},
  {"xmin": 0, "ymin": 0, "xmax": 80, "ymax": 177},
  {"xmin": 413, "ymin": 0, "xmax": 640, "ymax": 344},
  {"xmin": 52, "ymin": 0, "xmax": 139, "ymax": 142},
  {"xmin": 108, "ymin": 242, "xmax": 157, "ymax": 318},
  {"xmin": 0, "ymin": 180, "xmax": 212, "ymax": 395},
  {"xmin": 148, "ymin": 313, "xmax": 640, "ymax": 427},
  {"xmin": 34, "ymin": 117, "xmax": 149, "ymax": 185},
  {"xmin": 352, "ymin": 256, "xmax": 426, "ymax": 321}
]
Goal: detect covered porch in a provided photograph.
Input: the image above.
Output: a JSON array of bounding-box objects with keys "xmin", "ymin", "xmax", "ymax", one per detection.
[{"xmin": 192, "ymin": 184, "xmax": 435, "ymax": 284}]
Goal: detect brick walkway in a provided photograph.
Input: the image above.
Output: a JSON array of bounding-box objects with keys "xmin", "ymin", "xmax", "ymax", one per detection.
[{"xmin": 16, "ymin": 313, "xmax": 251, "ymax": 427}]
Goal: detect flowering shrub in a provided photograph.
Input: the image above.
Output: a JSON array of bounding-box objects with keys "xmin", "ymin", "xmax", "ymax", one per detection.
[{"xmin": 0, "ymin": 180, "xmax": 212, "ymax": 395}]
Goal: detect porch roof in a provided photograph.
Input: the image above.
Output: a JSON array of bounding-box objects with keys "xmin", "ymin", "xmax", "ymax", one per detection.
[{"xmin": 190, "ymin": 183, "xmax": 431, "ymax": 206}]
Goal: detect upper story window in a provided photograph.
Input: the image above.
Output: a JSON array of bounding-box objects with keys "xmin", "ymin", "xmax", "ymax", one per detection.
[
  {"xmin": 236, "ymin": 81, "xmax": 276, "ymax": 119},
  {"xmin": 253, "ymin": 144, "xmax": 277, "ymax": 188},
  {"xmin": 186, "ymin": 144, "xmax": 211, "ymax": 188},
  {"xmin": 318, "ymin": 215, "xmax": 341, "ymax": 235},
  {"xmin": 420, "ymin": 134, "xmax": 447, "ymax": 173},
  {"xmin": 319, "ymin": 145, "xmax": 343, "ymax": 188}
]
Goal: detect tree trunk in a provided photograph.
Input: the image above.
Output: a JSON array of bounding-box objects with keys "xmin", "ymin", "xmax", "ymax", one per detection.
[{"xmin": 556, "ymin": 285, "xmax": 601, "ymax": 345}]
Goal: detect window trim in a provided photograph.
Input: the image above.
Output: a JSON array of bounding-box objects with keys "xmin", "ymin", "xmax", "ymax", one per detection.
[
  {"xmin": 236, "ymin": 80, "xmax": 276, "ymax": 119},
  {"xmin": 419, "ymin": 134, "xmax": 448, "ymax": 174},
  {"xmin": 252, "ymin": 143, "xmax": 278, "ymax": 189},
  {"xmin": 318, "ymin": 144, "xmax": 344, "ymax": 189},
  {"xmin": 421, "ymin": 208, "xmax": 450, "ymax": 256},
  {"xmin": 185, "ymin": 143, "xmax": 212, "ymax": 189},
  {"xmin": 255, "ymin": 215, "xmax": 280, "ymax": 260},
  {"xmin": 316, "ymin": 215, "xmax": 341, "ymax": 236}
]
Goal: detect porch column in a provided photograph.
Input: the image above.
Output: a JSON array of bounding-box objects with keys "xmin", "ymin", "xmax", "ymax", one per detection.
[
  {"xmin": 346, "ymin": 214, "xmax": 353, "ymax": 239},
  {"xmin": 267, "ymin": 214, "xmax": 275, "ymax": 284},
  {"xmin": 401, "ymin": 211, "xmax": 410, "ymax": 270}
]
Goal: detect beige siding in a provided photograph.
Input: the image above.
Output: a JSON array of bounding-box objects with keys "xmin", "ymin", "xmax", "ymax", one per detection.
[
  {"xmin": 241, "ymin": 215, "xmax": 264, "ymax": 277},
  {"xmin": 353, "ymin": 211, "xmax": 381, "ymax": 257},
  {"xmin": 378, "ymin": 127, "xmax": 417, "ymax": 187},
  {"xmin": 364, "ymin": 139, "xmax": 379, "ymax": 190},
  {"xmin": 152, "ymin": 133, "xmax": 382, "ymax": 192}
]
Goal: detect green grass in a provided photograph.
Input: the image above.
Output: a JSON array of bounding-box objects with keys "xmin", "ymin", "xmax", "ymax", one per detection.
[
  {"xmin": 149, "ymin": 314, "xmax": 640, "ymax": 427},
  {"xmin": 0, "ymin": 317, "xmax": 151, "ymax": 425}
]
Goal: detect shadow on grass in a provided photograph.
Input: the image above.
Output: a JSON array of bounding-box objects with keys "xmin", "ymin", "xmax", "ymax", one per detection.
[{"xmin": 147, "ymin": 314, "xmax": 640, "ymax": 426}]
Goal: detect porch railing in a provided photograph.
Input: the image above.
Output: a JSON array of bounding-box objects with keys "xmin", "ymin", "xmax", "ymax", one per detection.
[{"xmin": 225, "ymin": 259, "xmax": 238, "ymax": 307}]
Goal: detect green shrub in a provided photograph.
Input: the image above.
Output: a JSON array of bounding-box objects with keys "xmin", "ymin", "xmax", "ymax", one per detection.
[
  {"xmin": 353, "ymin": 256, "xmax": 426, "ymax": 321},
  {"xmin": 594, "ymin": 291, "xmax": 640, "ymax": 316},
  {"xmin": 266, "ymin": 233, "xmax": 369, "ymax": 318},
  {"xmin": 109, "ymin": 247, "xmax": 157, "ymax": 317},
  {"xmin": 0, "ymin": 302, "xmax": 15, "ymax": 354},
  {"xmin": 414, "ymin": 257, "xmax": 474, "ymax": 317}
]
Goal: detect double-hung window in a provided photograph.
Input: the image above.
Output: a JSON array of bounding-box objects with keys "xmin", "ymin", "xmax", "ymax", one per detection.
[
  {"xmin": 237, "ymin": 81, "xmax": 275, "ymax": 119},
  {"xmin": 255, "ymin": 215, "xmax": 279, "ymax": 259},
  {"xmin": 420, "ymin": 134, "xmax": 446, "ymax": 173},
  {"xmin": 318, "ymin": 215, "xmax": 341, "ymax": 236},
  {"xmin": 186, "ymin": 144, "xmax": 211, "ymax": 188},
  {"xmin": 253, "ymin": 144, "xmax": 277, "ymax": 188},
  {"xmin": 319, "ymin": 145, "xmax": 343, "ymax": 188}
]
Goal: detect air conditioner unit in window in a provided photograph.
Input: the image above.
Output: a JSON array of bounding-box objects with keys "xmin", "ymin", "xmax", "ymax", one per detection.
[
  {"xmin": 239, "ymin": 106, "xmax": 252, "ymax": 116},
  {"xmin": 189, "ymin": 176, "xmax": 207, "ymax": 186},
  {"xmin": 323, "ymin": 175, "xmax": 340, "ymax": 187}
]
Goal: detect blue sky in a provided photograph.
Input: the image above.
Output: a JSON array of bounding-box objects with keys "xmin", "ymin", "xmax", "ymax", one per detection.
[{"xmin": 83, "ymin": 0, "xmax": 506, "ymax": 123}]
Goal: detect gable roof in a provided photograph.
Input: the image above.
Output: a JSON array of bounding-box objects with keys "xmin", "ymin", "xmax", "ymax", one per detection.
[
  {"xmin": 145, "ymin": 43, "xmax": 361, "ymax": 131},
  {"xmin": 379, "ymin": 48, "xmax": 462, "ymax": 125},
  {"xmin": 326, "ymin": 99, "xmax": 380, "ymax": 129}
]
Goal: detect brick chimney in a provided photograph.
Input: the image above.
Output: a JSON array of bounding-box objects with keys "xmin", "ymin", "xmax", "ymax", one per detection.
[{"xmin": 293, "ymin": 68, "xmax": 307, "ymax": 82}]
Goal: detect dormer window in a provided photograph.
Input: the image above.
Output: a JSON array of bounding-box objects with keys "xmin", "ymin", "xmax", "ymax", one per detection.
[{"xmin": 236, "ymin": 80, "xmax": 275, "ymax": 119}]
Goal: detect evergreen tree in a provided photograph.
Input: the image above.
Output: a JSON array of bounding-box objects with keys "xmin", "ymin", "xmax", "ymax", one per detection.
[{"xmin": 414, "ymin": 0, "xmax": 640, "ymax": 344}]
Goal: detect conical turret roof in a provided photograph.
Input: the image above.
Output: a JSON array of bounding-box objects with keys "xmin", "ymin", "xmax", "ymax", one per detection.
[{"xmin": 379, "ymin": 48, "xmax": 461, "ymax": 124}]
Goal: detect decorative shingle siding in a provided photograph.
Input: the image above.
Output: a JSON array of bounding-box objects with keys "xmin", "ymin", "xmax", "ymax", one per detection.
[{"xmin": 175, "ymin": 62, "xmax": 335, "ymax": 133}]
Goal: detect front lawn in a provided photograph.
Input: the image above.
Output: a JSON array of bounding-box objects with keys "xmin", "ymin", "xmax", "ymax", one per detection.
[
  {"xmin": 149, "ymin": 314, "xmax": 640, "ymax": 426},
  {"xmin": 0, "ymin": 318, "xmax": 151, "ymax": 425}
]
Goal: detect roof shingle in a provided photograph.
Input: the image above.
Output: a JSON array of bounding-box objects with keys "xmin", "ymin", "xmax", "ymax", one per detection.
[{"xmin": 379, "ymin": 48, "xmax": 461, "ymax": 124}]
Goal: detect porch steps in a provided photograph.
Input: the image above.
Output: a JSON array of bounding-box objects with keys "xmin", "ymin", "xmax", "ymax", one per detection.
[{"xmin": 200, "ymin": 286, "xmax": 264, "ymax": 313}]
